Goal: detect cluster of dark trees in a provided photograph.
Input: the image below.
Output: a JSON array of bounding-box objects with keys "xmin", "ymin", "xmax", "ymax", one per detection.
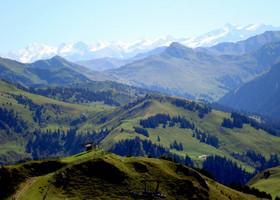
[
  {"xmin": 222, "ymin": 112, "xmax": 279, "ymax": 136},
  {"xmin": 228, "ymin": 182, "xmax": 272, "ymax": 199},
  {"xmin": 139, "ymin": 113, "xmax": 194, "ymax": 130},
  {"xmin": 112, "ymin": 137, "xmax": 186, "ymax": 163},
  {"xmin": 221, "ymin": 118, "xmax": 237, "ymax": 128},
  {"xmin": 171, "ymin": 99, "xmax": 211, "ymax": 118},
  {"xmin": 206, "ymin": 101, "xmax": 280, "ymax": 136},
  {"xmin": 185, "ymin": 154, "xmax": 194, "ymax": 167},
  {"xmin": 170, "ymin": 140, "xmax": 183, "ymax": 151},
  {"xmin": 202, "ymin": 155, "xmax": 253, "ymax": 185},
  {"xmin": 70, "ymin": 114, "xmax": 87, "ymax": 126},
  {"xmin": 193, "ymin": 129, "xmax": 219, "ymax": 148},
  {"xmin": 221, "ymin": 113, "xmax": 247, "ymax": 129},
  {"xmin": 133, "ymin": 127, "xmax": 149, "ymax": 137},
  {"xmin": 231, "ymin": 150, "xmax": 279, "ymax": 173},
  {"xmin": 26, "ymin": 128, "xmax": 111, "ymax": 160},
  {"xmin": 11, "ymin": 94, "xmax": 61, "ymax": 124},
  {"xmin": 20, "ymin": 86, "xmax": 121, "ymax": 106},
  {"xmin": 0, "ymin": 107, "xmax": 27, "ymax": 134},
  {"xmin": 139, "ymin": 113, "xmax": 219, "ymax": 149}
]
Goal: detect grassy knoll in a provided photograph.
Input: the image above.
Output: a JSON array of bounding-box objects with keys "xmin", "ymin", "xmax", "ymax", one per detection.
[
  {"xmin": 4, "ymin": 150, "xmax": 262, "ymax": 200},
  {"xmin": 247, "ymin": 166, "xmax": 280, "ymax": 199}
]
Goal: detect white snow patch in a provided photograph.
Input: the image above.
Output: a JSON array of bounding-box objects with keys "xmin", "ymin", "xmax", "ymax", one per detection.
[{"xmin": 246, "ymin": 24, "xmax": 260, "ymax": 31}]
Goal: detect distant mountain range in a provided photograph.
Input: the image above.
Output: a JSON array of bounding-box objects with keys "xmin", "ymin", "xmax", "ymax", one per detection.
[
  {"xmin": 98, "ymin": 41, "xmax": 280, "ymax": 100},
  {"xmin": 75, "ymin": 30, "xmax": 280, "ymax": 73},
  {"xmin": 198, "ymin": 30, "xmax": 280, "ymax": 55},
  {"xmin": 2, "ymin": 23, "xmax": 279, "ymax": 63},
  {"xmin": 75, "ymin": 46, "xmax": 166, "ymax": 71},
  {"xmin": 2, "ymin": 29, "xmax": 280, "ymax": 103},
  {"xmin": 219, "ymin": 62, "xmax": 280, "ymax": 119}
]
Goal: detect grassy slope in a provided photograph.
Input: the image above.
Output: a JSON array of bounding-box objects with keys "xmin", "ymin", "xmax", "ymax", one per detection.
[
  {"xmin": 0, "ymin": 80, "xmax": 108, "ymax": 161},
  {"xmin": 247, "ymin": 166, "xmax": 280, "ymax": 199},
  {"xmin": 98, "ymin": 94, "xmax": 280, "ymax": 167},
  {"xmin": 7, "ymin": 150, "xmax": 261, "ymax": 200},
  {"xmin": 1, "ymin": 80, "xmax": 280, "ymax": 172}
]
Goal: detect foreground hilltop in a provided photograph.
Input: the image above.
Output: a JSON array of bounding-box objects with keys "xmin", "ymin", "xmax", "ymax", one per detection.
[{"xmin": 1, "ymin": 150, "xmax": 261, "ymax": 200}]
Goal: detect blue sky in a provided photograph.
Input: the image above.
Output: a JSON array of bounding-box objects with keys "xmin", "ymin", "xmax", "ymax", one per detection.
[{"xmin": 0, "ymin": 0, "xmax": 279, "ymax": 52}]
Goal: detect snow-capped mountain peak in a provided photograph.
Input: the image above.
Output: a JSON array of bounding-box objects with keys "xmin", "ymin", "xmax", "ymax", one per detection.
[
  {"xmin": 245, "ymin": 24, "xmax": 261, "ymax": 31},
  {"xmin": 2, "ymin": 23, "xmax": 279, "ymax": 63},
  {"xmin": 181, "ymin": 23, "xmax": 279, "ymax": 47}
]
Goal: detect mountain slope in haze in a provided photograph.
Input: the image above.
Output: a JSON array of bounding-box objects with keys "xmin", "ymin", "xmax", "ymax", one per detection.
[
  {"xmin": 198, "ymin": 30, "xmax": 280, "ymax": 55},
  {"xmin": 99, "ymin": 41, "xmax": 280, "ymax": 100},
  {"xmin": 2, "ymin": 150, "xmax": 261, "ymax": 200},
  {"xmin": 76, "ymin": 57, "xmax": 128, "ymax": 71},
  {"xmin": 75, "ymin": 46, "xmax": 167, "ymax": 71},
  {"xmin": 3, "ymin": 23, "xmax": 279, "ymax": 63},
  {"xmin": 0, "ymin": 56, "xmax": 92, "ymax": 87},
  {"xmin": 219, "ymin": 62, "xmax": 280, "ymax": 119},
  {"xmin": 247, "ymin": 166, "xmax": 280, "ymax": 199}
]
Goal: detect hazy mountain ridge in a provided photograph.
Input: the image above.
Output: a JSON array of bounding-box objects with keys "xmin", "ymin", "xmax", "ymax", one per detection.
[
  {"xmin": 98, "ymin": 41, "xmax": 280, "ymax": 100},
  {"xmin": 198, "ymin": 30, "xmax": 280, "ymax": 55},
  {"xmin": 0, "ymin": 56, "xmax": 91, "ymax": 87},
  {"xmin": 219, "ymin": 62, "xmax": 280, "ymax": 119},
  {"xmin": 2, "ymin": 31, "xmax": 280, "ymax": 102},
  {"xmin": 75, "ymin": 46, "xmax": 167, "ymax": 71},
  {"xmin": 2, "ymin": 23, "xmax": 279, "ymax": 63}
]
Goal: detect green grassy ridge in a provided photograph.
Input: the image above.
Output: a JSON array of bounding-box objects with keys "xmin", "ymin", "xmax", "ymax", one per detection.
[
  {"xmin": 4, "ymin": 150, "xmax": 262, "ymax": 200},
  {"xmin": 0, "ymin": 79, "xmax": 102, "ymax": 128},
  {"xmin": 247, "ymin": 166, "xmax": 280, "ymax": 199},
  {"xmin": 97, "ymin": 94, "xmax": 280, "ymax": 171}
]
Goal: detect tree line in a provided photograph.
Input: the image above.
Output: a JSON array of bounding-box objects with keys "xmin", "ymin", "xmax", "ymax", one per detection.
[
  {"xmin": 193, "ymin": 128, "xmax": 219, "ymax": 148},
  {"xmin": 171, "ymin": 98, "xmax": 212, "ymax": 119},
  {"xmin": 18, "ymin": 85, "xmax": 122, "ymax": 106},
  {"xmin": 228, "ymin": 182, "xmax": 272, "ymax": 199},
  {"xmin": 112, "ymin": 136, "xmax": 186, "ymax": 163},
  {"xmin": 26, "ymin": 128, "xmax": 111, "ymax": 160},
  {"xmin": 139, "ymin": 113, "xmax": 219, "ymax": 148},
  {"xmin": 231, "ymin": 150, "xmax": 279, "ymax": 173},
  {"xmin": 202, "ymin": 155, "xmax": 253, "ymax": 185},
  {"xmin": 202, "ymin": 153, "xmax": 280, "ymax": 186},
  {"xmin": 139, "ymin": 113, "xmax": 195, "ymax": 129},
  {"xmin": 0, "ymin": 106, "xmax": 27, "ymax": 134},
  {"xmin": 222, "ymin": 112, "xmax": 279, "ymax": 136}
]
